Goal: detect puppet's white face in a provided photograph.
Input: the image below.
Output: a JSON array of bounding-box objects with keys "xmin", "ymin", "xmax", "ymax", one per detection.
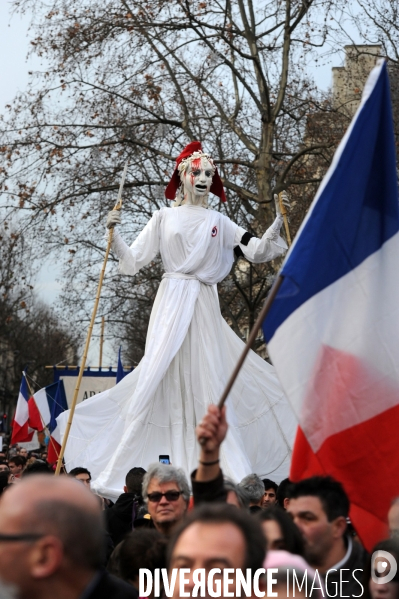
[{"xmin": 182, "ymin": 157, "xmax": 213, "ymax": 204}]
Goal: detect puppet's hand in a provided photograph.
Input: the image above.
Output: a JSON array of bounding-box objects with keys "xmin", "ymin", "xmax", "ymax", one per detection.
[
  {"xmin": 274, "ymin": 191, "xmax": 290, "ymax": 217},
  {"xmin": 106, "ymin": 210, "xmax": 121, "ymax": 229}
]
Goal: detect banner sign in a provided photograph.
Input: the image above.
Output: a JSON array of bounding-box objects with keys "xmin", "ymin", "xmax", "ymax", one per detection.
[{"xmin": 53, "ymin": 367, "xmax": 130, "ymax": 408}]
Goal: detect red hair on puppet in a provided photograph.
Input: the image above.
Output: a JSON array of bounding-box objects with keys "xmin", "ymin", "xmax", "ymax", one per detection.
[{"xmin": 164, "ymin": 141, "xmax": 226, "ymax": 203}]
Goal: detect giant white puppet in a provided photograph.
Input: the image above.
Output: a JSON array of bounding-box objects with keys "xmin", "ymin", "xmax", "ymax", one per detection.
[{"xmin": 57, "ymin": 141, "xmax": 297, "ymax": 500}]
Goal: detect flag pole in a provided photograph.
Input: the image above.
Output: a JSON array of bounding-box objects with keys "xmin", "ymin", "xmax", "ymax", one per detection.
[
  {"xmin": 55, "ymin": 162, "xmax": 128, "ymax": 475},
  {"xmin": 278, "ymin": 192, "xmax": 292, "ymax": 246},
  {"xmin": 199, "ymin": 273, "xmax": 284, "ymax": 442},
  {"xmin": 99, "ymin": 316, "xmax": 105, "ymax": 368}
]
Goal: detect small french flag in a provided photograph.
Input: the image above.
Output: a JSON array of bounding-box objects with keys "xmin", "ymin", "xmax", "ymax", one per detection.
[
  {"xmin": 14, "ymin": 379, "xmax": 68, "ymax": 463},
  {"xmin": 11, "ymin": 375, "xmax": 35, "ymax": 444}
]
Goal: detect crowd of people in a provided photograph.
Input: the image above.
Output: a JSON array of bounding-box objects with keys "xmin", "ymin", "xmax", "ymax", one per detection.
[{"xmin": 0, "ymin": 406, "xmax": 398, "ymax": 598}]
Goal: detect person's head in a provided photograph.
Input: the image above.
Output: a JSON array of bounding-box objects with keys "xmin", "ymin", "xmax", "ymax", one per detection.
[
  {"xmin": 179, "ymin": 153, "xmax": 215, "ymax": 207},
  {"xmin": 0, "ymin": 471, "xmax": 9, "ymax": 496},
  {"xmin": 364, "ymin": 538, "xmax": 399, "ymax": 599},
  {"xmin": 0, "ymin": 462, "xmax": 9, "ymax": 473},
  {"xmin": 68, "ymin": 467, "xmax": 91, "ymax": 489},
  {"xmin": 258, "ymin": 506, "xmax": 305, "ymax": 555},
  {"xmin": 22, "ymin": 460, "xmax": 52, "ymax": 478},
  {"xmin": 18, "ymin": 448, "xmax": 28, "ymax": 458},
  {"xmin": 8, "ymin": 455, "xmax": 26, "ymax": 476},
  {"xmin": 238, "ymin": 473, "xmax": 265, "ymax": 507},
  {"xmin": 262, "ymin": 478, "xmax": 278, "ymax": 508},
  {"xmin": 167, "ymin": 503, "xmax": 267, "ymax": 599},
  {"xmin": 142, "ymin": 463, "xmax": 190, "ymax": 535},
  {"xmin": 287, "ymin": 476, "xmax": 349, "ymax": 570},
  {"xmin": 124, "ymin": 466, "xmax": 146, "ymax": 498},
  {"xmin": 119, "ymin": 529, "xmax": 167, "ymax": 589},
  {"xmin": 223, "ymin": 479, "xmax": 250, "ymax": 509},
  {"xmin": 0, "ymin": 475, "xmax": 104, "ymax": 599},
  {"xmin": 276, "ymin": 478, "xmax": 293, "ymax": 509},
  {"xmin": 165, "ymin": 142, "xmax": 226, "ymax": 207},
  {"xmin": 264, "ymin": 550, "xmax": 323, "ymax": 598},
  {"xmin": 388, "ymin": 498, "xmax": 399, "ymax": 539}
]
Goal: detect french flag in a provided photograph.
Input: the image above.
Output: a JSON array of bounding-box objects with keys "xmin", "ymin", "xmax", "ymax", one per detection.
[
  {"xmin": 26, "ymin": 381, "xmax": 68, "ymax": 463},
  {"xmin": 11, "ymin": 375, "xmax": 35, "ymax": 444},
  {"xmin": 263, "ymin": 61, "xmax": 399, "ymax": 550}
]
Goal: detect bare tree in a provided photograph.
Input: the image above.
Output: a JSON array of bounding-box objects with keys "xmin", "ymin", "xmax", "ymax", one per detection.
[
  {"xmin": 1, "ymin": 0, "xmax": 343, "ymax": 359},
  {"xmin": 0, "ymin": 230, "xmax": 79, "ymax": 421},
  {"xmin": 332, "ymin": 2, "xmax": 399, "ymax": 157}
]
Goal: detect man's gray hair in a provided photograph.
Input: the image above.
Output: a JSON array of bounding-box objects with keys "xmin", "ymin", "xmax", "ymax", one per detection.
[
  {"xmin": 142, "ymin": 463, "xmax": 191, "ymax": 504},
  {"xmin": 238, "ymin": 473, "xmax": 265, "ymax": 503},
  {"xmin": 224, "ymin": 479, "xmax": 250, "ymax": 509}
]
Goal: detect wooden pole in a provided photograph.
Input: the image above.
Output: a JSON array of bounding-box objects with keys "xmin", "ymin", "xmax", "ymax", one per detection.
[
  {"xmin": 55, "ymin": 162, "xmax": 128, "ymax": 475},
  {"xmin": 198, "ymin": 275, "xmax": 284, "ymax": 444},
  {"xmin": 99, "ymin": 316, "xmax": 105, "ymax": 368},
  {"xmin": 279, "ymin": 192, "xmax": 292, "ymax": 247}
]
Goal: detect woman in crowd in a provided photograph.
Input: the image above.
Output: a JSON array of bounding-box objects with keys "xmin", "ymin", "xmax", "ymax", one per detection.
[{"xmin": 258, "ymin": 505, "xmax": 305, "ymax": 555}]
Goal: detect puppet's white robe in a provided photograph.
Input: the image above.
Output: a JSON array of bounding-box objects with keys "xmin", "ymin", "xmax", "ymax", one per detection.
[{"xmin": 58, "ymin": 205, "xmax": 297, "ymax": 500}]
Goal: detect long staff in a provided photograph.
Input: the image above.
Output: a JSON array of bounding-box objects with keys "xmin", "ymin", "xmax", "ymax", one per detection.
[
  {"xmin": 215, "ymin": 193, "xmax": 292, "ymax": 410},
  {"xmin": 278, "ymin": 191, "xmax": 292, "ymax": 246},
  {"xmin": 215, "ymin": 275, "xmax": 283, "ymax": 411},
  {"xmin": 55, "ymin": 163, "xmax": 128, "ymax": 475}
]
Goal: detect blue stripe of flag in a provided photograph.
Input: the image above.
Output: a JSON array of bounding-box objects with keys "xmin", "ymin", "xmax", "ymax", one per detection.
[
  {"xmin": 263, "ymin": 62, "xmax": 399, "ymax": 343},
  {"xmin": 20, "ymin": 376, "xmax": 30, "ymax": 402},
  {"xmin": 48, "ymin": 381, "xmax": 68, "ymax": 434}
]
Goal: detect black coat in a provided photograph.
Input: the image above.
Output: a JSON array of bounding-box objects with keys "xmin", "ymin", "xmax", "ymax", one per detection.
[
  {"xmin": 323, "ymin": 537, "xmax": 368, "ymax": 598},
  {"xmin": 85, "ymin": 571, "xmax": 138, "ymax": 599},
  {"xmin": 104, "ymin": 492, "xmax": 138, "ymax": 546},
  {"xmin": 191, "ymin": 469, "xmax": 227, "ymax": 505}
]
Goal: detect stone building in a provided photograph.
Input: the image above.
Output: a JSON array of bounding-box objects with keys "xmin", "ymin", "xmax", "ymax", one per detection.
[{"xmin": 332, "ymin": 45, "xmax": 382, "ymax": 117}]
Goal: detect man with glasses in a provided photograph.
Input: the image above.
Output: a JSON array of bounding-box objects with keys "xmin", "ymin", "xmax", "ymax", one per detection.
[
  {"xmin": 142, "ymin": 463, "xmax": 190, "ymax": 536},
  {"xmin": 0, "ymin": 475, "xmax": 137, "ymax": 599}
]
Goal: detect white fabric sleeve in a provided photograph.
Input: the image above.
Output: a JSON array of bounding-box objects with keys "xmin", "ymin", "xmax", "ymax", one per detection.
[
  {"xmin": 234, "ymin": 215, "xmax": 288, "ymax": 263},
  {"xmin": 110, "ymin": 210, "xmax": 161, "ymax": 276}
]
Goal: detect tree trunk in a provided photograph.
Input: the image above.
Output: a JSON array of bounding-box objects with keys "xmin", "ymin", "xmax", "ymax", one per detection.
[{"xmin": 256, "ymin": 120, "xmax": 275, "ymax": 225}]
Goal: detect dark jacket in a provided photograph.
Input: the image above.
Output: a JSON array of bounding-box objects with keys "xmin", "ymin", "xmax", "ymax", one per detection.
[
  {"xmin": 191, "ymin": 468, "xmax": 227, "ymax": 505},
  {"xmin": 104, "ymin": 492, "xmax": 139, "ymax": 546},
  {"xmin": 83, "ymin": 570, "xmax": 138, "ymax": 599},
  {"xmin": 323, "ymin": 537, "xmax": 368, "ymax": 598}
]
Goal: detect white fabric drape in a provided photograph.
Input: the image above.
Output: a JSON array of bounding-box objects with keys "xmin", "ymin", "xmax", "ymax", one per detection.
[{"xmin": 57, "ymin": 206, "xmax": 297, "ymax": 500}]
